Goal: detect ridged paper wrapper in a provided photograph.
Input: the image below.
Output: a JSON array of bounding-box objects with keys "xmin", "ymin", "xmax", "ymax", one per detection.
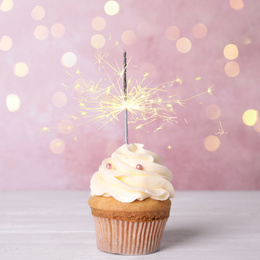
[{"xmin": 93, "ymin": 216, "xmax": 168, "ymax": 255}]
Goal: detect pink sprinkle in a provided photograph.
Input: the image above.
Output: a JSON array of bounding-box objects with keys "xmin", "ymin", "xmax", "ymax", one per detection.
[
  {"xmin": 136, "ymin": 164, "xmax": 143, "ymax": 170},
  {"xmin": 106, "ymin": 163, "xmax": 112, "ymax": 169}
]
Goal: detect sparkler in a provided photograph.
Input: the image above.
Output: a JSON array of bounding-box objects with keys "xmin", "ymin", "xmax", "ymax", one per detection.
[
  {"xmin": 41, "ymin": 50, "xmax": 214, "ymax": 138},
  {"xmin": 123, "ymin": 51, "xmax": 128, "ymax": 144}
]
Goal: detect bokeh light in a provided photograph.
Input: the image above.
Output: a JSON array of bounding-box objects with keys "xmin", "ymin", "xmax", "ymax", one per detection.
[
  {"xmin": 52, "ymin": 92, "xmax": 67, "ymax": 107},
  {"xmin": 61, "ymin": 52, "xmax": 77, "ymax": 68},
  {"xmin": 204, "ymin": 135, "xmax": 221, "ymax": 152},
  {"xmin": 0, "ymin": 0, "xmax": 13, "ymax": 12},
  {"xmin": 253, "ymin": 118, "xmax": 260, "ymax": 132},
  {"xmin": 49, "ymin": 138, "xmax": 66, "ymax": 154},
  {"xmin": 223, "ymin": 44, "xmax": 239, "ymax": 60},
  {"xmin": 58, "ymin": 119, "xmax": 73, "ymax": 135},
  {"xmin": 121, "ymin": 30, "xmax": 137, "ymax": 45},
  {"xmin": 31, "ymin": 5, "xmax": 45, "ymax": 20},
  {"xmin": 91, "ymin": 34, "xmax": 106, "ymax": 48},
  {"xmin": 34, "ymin": 25, "xmax": 49, "ymax": 40},
  {"xmin": 14, "ymin": 62, "xmax": 29, "ymax": 77},
  {"xmin": 242, "ymin": 109, "xmax": 258, "ymax": 126},
  {"xmin": 192, "ymin": 23, "xmax": 208, "ymax": 39},
  {"xmin": 91, "ymin": 16, "xmax": 106, "ymax": 31},
  {"xmin": 0, "ymin": 35, "xmax": 12, "ymax": 51},
  {"xmin": 229, "ymin": 0, "xmax": 244, "ymax": 10},
  {"xmin": 205, "ymin": 104, "xmax": 221, "ymax": 120},
  {"xmin": 224, "ymin": 61, "xmax": 240, "ymax": 77},
  {"xmin": 6, "ymin": 94, "xmax": 20, "ymax": 112},
  {"xmin": 176, "ymin": 37, "xmax": 192, "ymax": 53},
  {"xmin": 104, "ymin": 0, "xmax": 119, "ymax": 16},
  {"xmin": 165, "ymin": 26, "xmax": 180, "ymax": 41},
  {"xmin": 242, "ymin": 37, "xmax": 252, "ymax": 45},
  {"xmin": 51, "ymin": 23, "xmax": 66, "ymax": 38}
]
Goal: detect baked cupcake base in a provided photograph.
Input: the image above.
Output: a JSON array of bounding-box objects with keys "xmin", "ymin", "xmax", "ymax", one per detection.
[{"xmin": 89, "ymin": 196, "xmax": 171, "ymax": 255}]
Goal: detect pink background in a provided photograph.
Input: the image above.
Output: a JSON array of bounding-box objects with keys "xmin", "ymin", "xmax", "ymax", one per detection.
[{"xmin": 1, "ymin": 0, "xmax": 260, "ymax": 190}]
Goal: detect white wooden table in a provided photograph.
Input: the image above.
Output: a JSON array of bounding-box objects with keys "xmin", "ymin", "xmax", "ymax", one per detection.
[{"xmin": 0, "ymin": 191, "xmax": 259, "ymax": 260}]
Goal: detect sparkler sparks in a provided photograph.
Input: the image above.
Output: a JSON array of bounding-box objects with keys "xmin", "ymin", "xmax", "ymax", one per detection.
[
  {"xmin": 215, "ymin": 121, "xmax": 228, "ymax": 136},
  {"xmin": 40, "ymin": 127, "xmax": 51, "ymax": 134},
  {"xmin": 42, "ymin": 50, "xmax": 214, "ymax": 134}
]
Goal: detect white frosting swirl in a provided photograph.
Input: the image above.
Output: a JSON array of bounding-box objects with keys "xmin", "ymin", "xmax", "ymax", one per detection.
[{"xmin": 90, "ymin": 143, "xmax": 174, "ymax": 202}]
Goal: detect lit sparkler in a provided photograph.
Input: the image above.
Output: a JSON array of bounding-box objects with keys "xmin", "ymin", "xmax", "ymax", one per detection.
[{"xmin": 41, "ymin": 50, "xmax": 214, "ymax": 136}]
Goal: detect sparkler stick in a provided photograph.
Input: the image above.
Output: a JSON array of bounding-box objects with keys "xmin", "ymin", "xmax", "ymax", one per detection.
[{"xmin": 124, "ymin": 51, "xmax": 128, "ymax": 144}]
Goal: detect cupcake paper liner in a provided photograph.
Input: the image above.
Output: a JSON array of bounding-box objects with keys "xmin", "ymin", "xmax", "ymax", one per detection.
[{"xmin": 93, "ymin": 216, "xmax": 168, "ymax": 255}]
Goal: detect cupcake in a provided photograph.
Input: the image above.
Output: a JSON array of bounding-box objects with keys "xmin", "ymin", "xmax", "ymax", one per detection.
[{"xmin": 88, "ymin": 143, "xmax": 174, "ymax": 255}]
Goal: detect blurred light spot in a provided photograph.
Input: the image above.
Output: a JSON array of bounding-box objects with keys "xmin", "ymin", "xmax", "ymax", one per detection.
[
  {"xmin": 0, "ymin": 35, "xmax": 12, "ymax": 51},
  {"xmin": 254, "ymin": 118, "xmax": 260, "ymax": 132},
  {"xmin": 224, "ymin": 61, "xmax": 240, "ymax": 77},
  {"xmin": 6, "ymin": 94, "xmax": 20, "ymax": 112},
  {"xmin": 31, "ymin": 5, "xmax": 45, "ymax": 20},
  {"xmin": 51, "ymin": 23, "xmax": 66, "ymax": 38},
  {"xmin": 168, "ymin": 145, "xmax": 172, "ymax": 150},
  {"xmin": 137, "ymin": 21, "xmax": 153, "ymax": 38},
  {"xmin": 165, "ymin": 26, "xmax": 180, "ymax": 41},
  {"xmin": 14, "ymin": 62, "xmax": 29, "ymax": 77},
  {"xmin": 52, "ymin": 91, "xmax": 67, "ymax": 107},
  {"xmin": 204, "ymin": 135, "xmax": 221, "ymax": 152},
  {"xmin": 91, "ymin": 16, "xmax": 106, "ymax": 31},
  {"xmin": 205, "ymin": 104, "xmax": 221, "ymax": 120},
  {"xmin": 242, "ymin": 37, "xmax": 252, "ymax": 45},
  {"xmin": 0, "ymin": 0, "xmax": 13, "ymax": 12},
  {"xmin": 49, "ymin": 138, "xmax": 65, "ymax": 154},
  {"xmin": 223, "ymin": 44, "xmax": 239, "ymax": 60},
  {"xmin": 140, "ymin": 63, "xmax": 157, "ymax": 78},
  {"xmin": 229, "ymin": 0, "xmax": 244, "ymax": 10},
  {"xmin": 58, "ymin": 119, "xmax": 73, "ymax": 135},
  {"xmin": 91, "ymin": 34, "xmax": 106, "ymax": 48},
  {"xmin": 176, "ymin": 37, "xmax": 192, "ymax": 53},
  {"xmin": 61, "ymin": 52, "xmax": 77, "ymax": 68},
  {"xmin": 104, "ymin": 0, "xmax": 119, "ymax": 16},
  {"xmin": 242, "ymin": 109, "xmax": 258, "ymax": 126},
  {"xmin": 192, "ymin": 23, "xmax": 208, "ymax": 39},
  {"xmin": 121, "ymin": 30, "xmax": 137, "ymax": 45},
  {"xmin": 34, "ymin": 25, "xmax": 49, "ymax": 40}
]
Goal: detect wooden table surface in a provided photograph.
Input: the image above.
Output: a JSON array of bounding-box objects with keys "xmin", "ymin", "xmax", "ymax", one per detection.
[{"xmin": 0, "ymin": 191, "xmax": 259, "ymax": 260}]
